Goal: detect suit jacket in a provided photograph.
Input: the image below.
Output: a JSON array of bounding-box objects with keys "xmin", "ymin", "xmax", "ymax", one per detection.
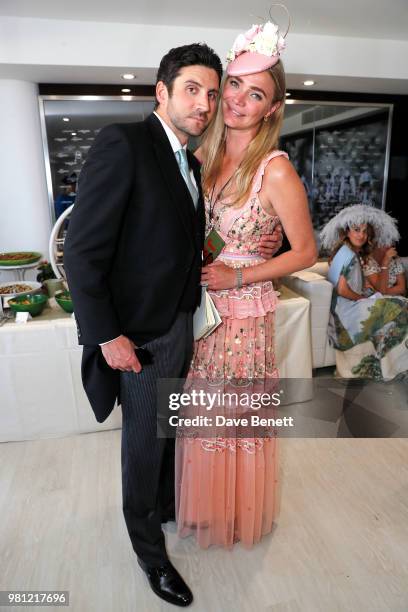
[{"xmin": 64, "ymin": 114, "xmax": 205, "ymax": 423}]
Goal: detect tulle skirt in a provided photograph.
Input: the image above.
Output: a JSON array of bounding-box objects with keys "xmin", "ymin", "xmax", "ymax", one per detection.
[{"xmin": 175, "ymin": 310, "xmax": 279, "ymax": 549}]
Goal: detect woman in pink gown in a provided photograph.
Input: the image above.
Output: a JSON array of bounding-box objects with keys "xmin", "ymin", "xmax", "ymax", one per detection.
[{"xmin": 175, "ymin": 19, "xmax": 317, "ymax": 549}]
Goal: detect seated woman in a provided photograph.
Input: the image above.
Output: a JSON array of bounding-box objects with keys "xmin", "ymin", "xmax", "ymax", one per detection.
[
  {"xmin": 363, "ymin": 244, "xmax": 407, "ymax": 297},
  {"xmin": 320, "ymin": 204, "xmax": 408, "ymax": 380}
]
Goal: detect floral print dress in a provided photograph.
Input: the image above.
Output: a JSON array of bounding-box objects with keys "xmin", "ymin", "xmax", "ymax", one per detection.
[
  {"xmin": 363, "ymin": 255, "xmax": 405, "ymax": 290},
  {"xmin": 175, "ymin": 151, "xmax": 287, "ymax": 549},
  {"xmin": 328, "ymin": 245, "xmax": 408, "ymax": 380}
]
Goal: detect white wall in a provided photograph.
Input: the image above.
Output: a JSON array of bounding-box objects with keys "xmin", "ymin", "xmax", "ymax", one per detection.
[{"xmin": 0, "ymin": 80, "xmax": 51, "ymax": 272}]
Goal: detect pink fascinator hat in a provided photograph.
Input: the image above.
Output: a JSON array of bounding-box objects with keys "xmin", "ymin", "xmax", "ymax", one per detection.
[{"xmin": 226, "ymin": 5, "xmax": 290, "ymax": 76}]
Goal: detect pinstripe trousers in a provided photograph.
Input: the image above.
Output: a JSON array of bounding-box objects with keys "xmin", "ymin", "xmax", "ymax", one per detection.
[{"xmin": 120, "ymin": 311, "xmax": 193, "ymax": 566}]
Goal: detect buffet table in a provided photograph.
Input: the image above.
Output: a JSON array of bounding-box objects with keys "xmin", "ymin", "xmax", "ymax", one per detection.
[{"xmin": 0, "ymin": 286, "xmax": 312, "ymax": 442}]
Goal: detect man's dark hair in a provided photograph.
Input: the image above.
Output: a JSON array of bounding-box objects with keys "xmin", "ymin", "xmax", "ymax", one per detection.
[{"xmin": 155, "ymin": 43, "xmax": 223, "ymax": 108}]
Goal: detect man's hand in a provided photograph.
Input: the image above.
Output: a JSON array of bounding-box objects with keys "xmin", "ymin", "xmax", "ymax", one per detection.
[
  {"xmin": 101, "ymin": 335, "xmax": 142, "ymax": 373},
  {"xmin": 259, "ymin": 224, "xmax": 283, "ymax": 259}
]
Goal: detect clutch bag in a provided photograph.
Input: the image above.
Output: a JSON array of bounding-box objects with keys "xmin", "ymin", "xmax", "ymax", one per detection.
[{"xmin": 193, "ymin": 286, "xmax": 222, "ymax": 340}]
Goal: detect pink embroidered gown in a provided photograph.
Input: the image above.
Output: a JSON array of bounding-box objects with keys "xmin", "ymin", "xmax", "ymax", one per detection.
[{"xmin": 175, "ymin": 150, "xmax": 288, "ymax": 549}]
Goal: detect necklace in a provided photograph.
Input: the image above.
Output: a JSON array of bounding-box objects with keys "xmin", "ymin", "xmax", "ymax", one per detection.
[{"xmin": 208, "ymin": 162, "xmax": 243, "ymax": 221}]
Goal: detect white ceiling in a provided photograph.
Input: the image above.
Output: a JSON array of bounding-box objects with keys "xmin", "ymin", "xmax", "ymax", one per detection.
[
  {"xmin": 1, "ymin": 0, "xmax": 408, "ymax": 41},
  {"xmin": 1, "ymin": 2, "xmax": 407, "ymax": 93}
]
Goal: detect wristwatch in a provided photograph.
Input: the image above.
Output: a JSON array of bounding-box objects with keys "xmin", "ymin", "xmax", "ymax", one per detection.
[{"xmin": 236, "ymin": 269, "xmax": 243, "ymax": 289}]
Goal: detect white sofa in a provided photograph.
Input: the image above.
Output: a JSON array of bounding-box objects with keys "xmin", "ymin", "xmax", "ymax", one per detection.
[{"xmin": 282, "ymin": 257, "xmax": 408, "ymax": 370}]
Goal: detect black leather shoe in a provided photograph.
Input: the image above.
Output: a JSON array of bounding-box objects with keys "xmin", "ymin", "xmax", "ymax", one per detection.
[
  {"xmin": 161, "ymin": 512, "xmax": 176, "ymax": 523},
  {"xmin": 138, "ymin": 559, "xmax": 193, "ymax": 607},
  {"xmin": 161, "ymin": 503, "xmax": 176, "ymax": 523}
]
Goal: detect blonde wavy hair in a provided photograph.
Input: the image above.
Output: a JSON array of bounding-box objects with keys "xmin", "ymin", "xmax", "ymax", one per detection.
[{"xmin": 200, "ymin": 59, "xmax": 286, "ymax": 207}]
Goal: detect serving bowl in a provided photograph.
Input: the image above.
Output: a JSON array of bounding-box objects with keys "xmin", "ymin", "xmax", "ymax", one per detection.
[
  {"xmin": 0, "ymin": 251, "xmax": 42, "ymax": 266},
  {"xmin": 0, "ymin": 281, "xmax": 42, "ymax": 298},
  {"xmin": 55, "ymin": 290, "xmax": 74, "ymax": 314},
  {"xmin": 8, "ymin": 293, "xmax": 48, "ymax": 317}
]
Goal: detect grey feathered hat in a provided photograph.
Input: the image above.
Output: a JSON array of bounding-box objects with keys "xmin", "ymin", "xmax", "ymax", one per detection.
[{"xmin": 320, "ymin": 204, "xmax": 400, "ymax": 250}]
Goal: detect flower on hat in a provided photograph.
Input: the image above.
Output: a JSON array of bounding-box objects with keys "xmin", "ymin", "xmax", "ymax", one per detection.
[
  {"xmin": 226, "ymin": 21, "xmax": 286, "ymax": 63},
  {"xmin": 232, "ymin": 34, "xmax": 249, "ymax": 56},
  {"xmin": 244, "ymin": 24, "xmax": 262, "ymax": 41}
]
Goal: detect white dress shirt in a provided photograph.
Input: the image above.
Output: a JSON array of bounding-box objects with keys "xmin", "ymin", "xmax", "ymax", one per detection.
[{"xmin": 153, "ymin": 111, "xmax": 198, "ymax": 190}]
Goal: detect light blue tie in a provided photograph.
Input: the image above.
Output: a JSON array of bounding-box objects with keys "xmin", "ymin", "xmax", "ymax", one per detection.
[{"xmin": 175, "ymin": 148, "xmax": 198, "ymax": 209}]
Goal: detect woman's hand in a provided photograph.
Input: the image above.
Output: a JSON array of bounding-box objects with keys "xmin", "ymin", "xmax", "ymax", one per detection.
[
  {"xmin": 382, "ymin": 246, "xmax": 397, "ymax": 266},
  {"xmin": 337, "ymin": 275, "xmax": 364, "ymax": 301},
  {"xmin": 201, "ymin": 260, "xmax": 237, "ymax": 290}
]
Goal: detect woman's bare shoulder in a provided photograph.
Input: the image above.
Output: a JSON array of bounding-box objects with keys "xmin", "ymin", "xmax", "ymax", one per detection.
[
  {"xmin": 261, "ymin": 156, "xmax": 303, "ymax": 202},
  {"xmin": 263, "ymin": 154, "xmax": 295, "ymax": 182}
]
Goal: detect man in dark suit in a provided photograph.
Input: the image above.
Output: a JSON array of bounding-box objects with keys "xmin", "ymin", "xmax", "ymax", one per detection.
[{"xmin": 64, "ymin": 44, "xmax": 222, "ymax": 607}]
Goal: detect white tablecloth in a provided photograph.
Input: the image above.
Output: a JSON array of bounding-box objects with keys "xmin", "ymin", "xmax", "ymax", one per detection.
[
  {"xmin": 0, "ymin": 287, "xmax": 312, "ymax": 441},
  {"xmin": 275, "ymin": 285, "xmax": 312, "ymax": 378}
]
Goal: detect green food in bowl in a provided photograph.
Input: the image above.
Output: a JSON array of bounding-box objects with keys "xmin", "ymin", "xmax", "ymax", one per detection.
[
  {"xmin": 55, "ymin": 290, "xmax": 74, "ymax": 313},
  {"xmin": 8, "ymin": 293, "xmax": 48, "ymax": 317}
]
